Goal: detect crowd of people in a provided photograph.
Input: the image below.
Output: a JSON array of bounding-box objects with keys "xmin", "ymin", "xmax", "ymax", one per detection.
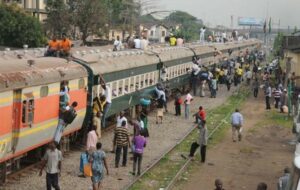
[{"xmin": 38, "ymin": 33, "xmax": 299, "ymax": 189}]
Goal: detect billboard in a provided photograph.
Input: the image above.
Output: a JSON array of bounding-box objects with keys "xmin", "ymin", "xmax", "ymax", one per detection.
[{"xmin": 238, "ymin": 17, "xmax": 264, "ymax": 26}]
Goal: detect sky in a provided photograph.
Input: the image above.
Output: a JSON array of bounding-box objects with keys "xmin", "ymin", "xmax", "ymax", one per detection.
[{"xmin": 157, "ymin": 0, "xmax": 300, "ymax": 29}]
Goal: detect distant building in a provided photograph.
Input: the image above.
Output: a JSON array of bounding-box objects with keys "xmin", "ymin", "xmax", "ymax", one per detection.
[
  {"xmin": 148, "ymin": 24, "xmax": 169, "ymax": 43},
  {"xmin": 282, "ymin": 34, "xmax": 300, "ymax": 83},
  {"xmin": 1, "ymin": 0, "xmax": 69, "ymax": 22}
]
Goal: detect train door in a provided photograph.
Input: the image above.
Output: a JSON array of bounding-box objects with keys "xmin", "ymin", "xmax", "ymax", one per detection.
[{"xmin": 11, "ymin": 89, "xmax": 22, "ymax": 153}]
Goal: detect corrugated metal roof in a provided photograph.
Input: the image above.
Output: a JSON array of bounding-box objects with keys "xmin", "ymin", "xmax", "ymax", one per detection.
[{"xmin": 0, "ymin": 57, "xmax": 87, "ymax": 92}]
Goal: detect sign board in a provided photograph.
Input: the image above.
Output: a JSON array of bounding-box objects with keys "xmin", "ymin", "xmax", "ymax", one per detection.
[{"xmin": 238, "ymin": 17, "xmax": 264, "ymax": 26}]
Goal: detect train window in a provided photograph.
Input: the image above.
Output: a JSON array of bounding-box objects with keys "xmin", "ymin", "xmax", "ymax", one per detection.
[
  {"xmin": 22, "ymin": 99, "xmax": 34, "ymax": 126},
  {"xmin": 135, "ymin": 75, "xmax": 140, "ymax": 90},
  {"xmin": 40, "ymin": 86, "xmax": 48, "ymax": 97},
  {"xmin": 124, "ymin": 78, "xmax": 130, "ymax": 94},
  {"xmin": 140, "ymin": 75, "xmax": 144, "ymax": 88},
  {"xmin": 130, "ymin": 76, "xmax": 135, "ymax": 92},
  {"xmin": 112, "ymin": 81, "xmax": 118, "ymax": 97},
  {"xmin": 154, "ymin": 71, "xmax": 158, "ymax": 83},
  {"xmin": 144, "ymin": 73, "xmax": 149, "ymax": 87},
  {"xmin": 28, "ymin": 99, "xmax": 34, "ymax": 124},
  {"xmin": 118, "ymin": 80, "xmax": 124, "ymax": 96},
  {"xmin": 78, "ymin": 78, "xmax": 85, "ymax": 89},
  {"xmin": 148, "ymin": 72, "xmax": 152, "ymax": 85}
]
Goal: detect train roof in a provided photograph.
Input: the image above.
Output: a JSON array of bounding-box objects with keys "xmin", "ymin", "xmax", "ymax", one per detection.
[
  {"xmin": 72, "ymin": 47, "xmax": 195, "ymax": 75},
  {"xmin": 0, "ymin": 56, "xmax": 87, "ymax": 92},
  {"xmin": 71, "ymin": 40, "xmax": 260, "ymax": 75}
]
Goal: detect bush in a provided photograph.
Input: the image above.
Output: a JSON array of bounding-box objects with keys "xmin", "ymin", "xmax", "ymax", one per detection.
[{"xmin": 0, "ymin": 4, "xmax": 46, "ymax": 48}]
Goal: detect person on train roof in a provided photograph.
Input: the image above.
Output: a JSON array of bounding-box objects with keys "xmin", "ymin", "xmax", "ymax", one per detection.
[
  {"xmin": 45, "ymin": 36, "xmax": 60, "ymax": 57},
  {"xmin": 169, "ymin": 34, "xmax": 177, "ymax": 46},
  {"xmin": 60, "ymin": 34, "xmax": 72, "ymax": 57}
]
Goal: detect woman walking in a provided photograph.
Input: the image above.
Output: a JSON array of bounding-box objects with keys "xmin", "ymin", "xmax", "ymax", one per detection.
[{"xmin": 90, "ymin": 142, "xmax": 109, "ymax": 190}]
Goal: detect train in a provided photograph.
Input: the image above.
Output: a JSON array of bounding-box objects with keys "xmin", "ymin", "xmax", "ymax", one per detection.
[{"xmin": 0, "ymin": 40, "xmax": 261, "ymax": 182}]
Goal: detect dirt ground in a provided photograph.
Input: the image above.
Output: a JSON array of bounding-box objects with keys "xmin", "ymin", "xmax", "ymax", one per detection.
[
  {"xmin": 3, "ymin": 85, "xmax": 238, "ymax": 190},
  {"xmin": 173, "ymin": 92, "xmax": 295, "ymax": 190}
]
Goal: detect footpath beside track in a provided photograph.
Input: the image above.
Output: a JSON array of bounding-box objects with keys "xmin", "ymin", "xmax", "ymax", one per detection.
[{"xmin": 126, "ymin": 87, "xmax": 249, "ymax": 190}]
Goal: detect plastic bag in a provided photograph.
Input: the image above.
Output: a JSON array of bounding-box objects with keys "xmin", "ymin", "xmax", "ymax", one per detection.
[{"xmin": 84, "ymin": 163, "xmax": 93, "ymax": 177}]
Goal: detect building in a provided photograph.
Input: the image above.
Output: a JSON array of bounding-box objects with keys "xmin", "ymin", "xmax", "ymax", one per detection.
[
  {"xmin": 1, "ymin": 0, "xmax": 68, "ymax": 21},
  {"xmin": 282, "ymin": 34, "xmax": 300, "ymax": 82}
]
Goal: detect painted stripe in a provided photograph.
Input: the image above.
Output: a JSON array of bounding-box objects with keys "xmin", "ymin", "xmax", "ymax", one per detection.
[
  {"xmin": 0, "ymin": 109, "xmax": 86, "ymax": 144},
  {"xmin": 0, "ymin": 126, "xmax": 82, "ymax": 163}
]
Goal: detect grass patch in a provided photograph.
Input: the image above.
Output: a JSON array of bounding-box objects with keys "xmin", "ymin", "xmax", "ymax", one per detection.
[
  {"xmin": 254, "ymin": 110, "xmax": 292, "ymax": 130},
  {"xmin": 129, "ymin": 88, "xmax": 250, "ymax": 190},
  {"xmin": 240, "ymin": 147, "xmax": 254, "ymax": 154}
]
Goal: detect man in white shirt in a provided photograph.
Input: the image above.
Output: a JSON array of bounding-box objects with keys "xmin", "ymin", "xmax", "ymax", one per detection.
[
  {"xmin": 200, "ymin": 27, "xmax": 206, "ymax": 43},
  {"xmin": 116, "ymin": 111, "xmax": 127, "ymax": 128},
  {"xmin": 39, "ymin": 142, "xmax": 63, "ymax": 190},
  {"xmin": 100, "ymin": 76, "xmax": 112, "ymax": 128},
  {"xmin": 113, "ymin": 36, "xmax": 122, "ymax": 51},
  {"xmin": 140, "ymin": 37, "xmax": 149, "ymax": 50},
  {"xmin": 134, "ymin": 36, "xmax": 141, "ymax": 49}
]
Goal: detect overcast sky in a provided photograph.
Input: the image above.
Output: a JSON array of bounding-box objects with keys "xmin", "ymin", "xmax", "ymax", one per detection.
[{"xmin": 157, "ymin": 0, "xmax": 300, "ymax": 29}]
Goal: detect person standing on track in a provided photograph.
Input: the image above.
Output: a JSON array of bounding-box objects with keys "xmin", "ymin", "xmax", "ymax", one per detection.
[
  {"xmin": 114, "ymin": 121, "xmax": 130, "ymax": 168},
  {"xmin": 198, "ymin": 120, "xmax": 208, "ymax": 162},
  {"xmin": 188, "ymin": 120, "xmax": 207, "ymax": 162},
  {"xmin": 39, "ymin": 142, "xmax": 62, "ymax": 190},
  {"xmin": 184, "ymin": 90, "xmax": 193, "ymax": 119},
  {"xmin": 231, "ymin": 109, "xmax": 243, "ymax": 142},
  {"xmin": 156, "ymin": 95, "xmax": 164, "ymax": 125},
  {"xmin": 132, "ymin": 132, "xmax": 147, "ymax": 176}
]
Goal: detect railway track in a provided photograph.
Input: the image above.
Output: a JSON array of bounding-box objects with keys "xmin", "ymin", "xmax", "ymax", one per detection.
[{"xmin": 124, "ymin": 87, "xmax": 248, "ymax": 190}]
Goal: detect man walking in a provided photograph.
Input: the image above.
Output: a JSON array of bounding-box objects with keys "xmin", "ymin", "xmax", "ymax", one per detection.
[
  {"xmin": 231, "ymin": 109, "xmax": 243, "ymax": 142},
  {"xmin": 277, "ymin": 167, "xmax": 290, "ymax": 190},
  {"xmin": 188, "ymin": 120, "xmax": 207, "ymax": 162},
  {"xmin": 265, "ymin": 84, "xmax": 272, "ymax": 110},
  {"xmin": 273, "ymin": 87, "xmax": 282, "ymax": 109},
  {"xmin": 198, "ymin": 120, "xmax": 208, "ymax": 162},
  {"xmin": 132, "ymin": 132, "xmax": 147, "ymax": 176},
  {"xmin": 253, "ymin": 78, "xmax": 259, "ymax": 98},
  {"xmin": 114, "ymin": 121, "xmax": 130, "ymax": 168},
  {"xmin": 39, "ymin": 142, "xmax": 63, "ymax": 190}
]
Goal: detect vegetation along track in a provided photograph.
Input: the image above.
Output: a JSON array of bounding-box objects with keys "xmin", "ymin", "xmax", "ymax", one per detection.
[{"xmin": 125, "ymin": 87, "xmax": 250, "ymax": 190}]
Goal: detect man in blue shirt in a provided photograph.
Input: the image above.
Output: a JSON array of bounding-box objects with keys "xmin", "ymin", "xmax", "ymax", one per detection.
[{"xmin": 231, "ymin": 109, "xmax": 244, "ymax": 142}]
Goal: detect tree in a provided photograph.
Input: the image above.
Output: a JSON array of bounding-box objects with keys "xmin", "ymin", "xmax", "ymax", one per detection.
[
  {"xmin": 273, "ymin": 32, "xmax": 284, "ymax": 57},
  {"xmin": 164, "ymin": 11, "xmax": 203, "ymax": 41},
  {"xmin": 68, "ymin": 0, "xmax": 108, "ymax": 44},
  {"xmin": 0, "ymin": 4, "xmax": 46, "ymax": 48},
  {"xmin": 44, "ymin": 0, "xmax": 71, "ymax": 37}
]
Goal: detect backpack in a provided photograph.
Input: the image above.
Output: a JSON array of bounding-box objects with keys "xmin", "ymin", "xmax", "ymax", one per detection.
[{"xmin": 63, "ymin": 107, "xmax": 77, "ymax": 124}]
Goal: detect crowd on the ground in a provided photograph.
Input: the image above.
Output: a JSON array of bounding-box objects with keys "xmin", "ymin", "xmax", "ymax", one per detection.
[{"xmin": 39, "ymin": 35, "xmax": 299, "ymax": 190}]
